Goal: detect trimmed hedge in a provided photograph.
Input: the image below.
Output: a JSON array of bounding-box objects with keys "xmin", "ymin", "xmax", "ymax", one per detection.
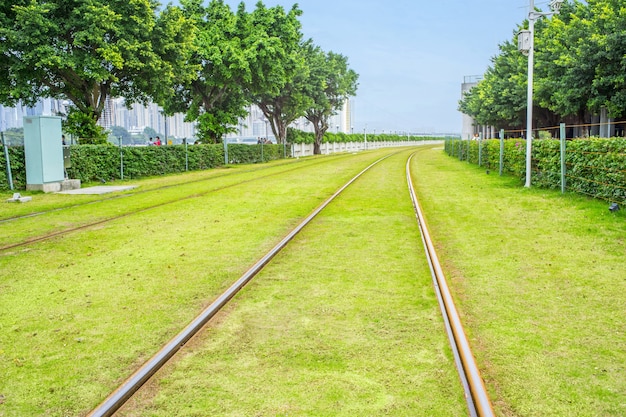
[
  {"xmin": 444, "ymin": 138, "xmax": 626, "ymax": 203},
  {"xmin": 288, "ymin": 129, "xmax": 448, "ymax": 144},
  {"xmin": 0, "ymin": 143, "xmax": 288, "ymax": 190},
  {"xmin": 0, "ymin": 147, "xmax": 26, "ymax": 190}
]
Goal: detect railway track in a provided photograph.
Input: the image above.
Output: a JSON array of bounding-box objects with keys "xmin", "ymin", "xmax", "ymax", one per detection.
[
  {"xmin": 0, "ymin": 155, "xmax": 352, "ymax": 226},
  {"xmin": 0, "ymin": 153, "xmax": 354, "ymax": 251},
  {"xmin": 84, "ymin": 149, "xmax": 493, "ymax": 417}
]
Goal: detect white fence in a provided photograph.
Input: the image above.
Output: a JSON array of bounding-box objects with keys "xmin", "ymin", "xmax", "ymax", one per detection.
[{"xmin": 290, "ymin": 140, "xmax": 443, "ymax": 158}]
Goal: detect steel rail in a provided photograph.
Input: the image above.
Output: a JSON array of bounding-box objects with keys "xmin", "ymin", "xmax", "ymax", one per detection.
[
  {"xmin": 0, "ymin": 155, "xmax": 352, "ymax": 252},
  {"xmin": 87, "ymin": 153, "xmax": 394, "ymax": 417},
  {"xmin": 406, "ymin": 154, "xmax": 495, "ymax": 417},
  {"xmin": 0, "ymin": 153, "xmax": 349, "ymax": 225}
]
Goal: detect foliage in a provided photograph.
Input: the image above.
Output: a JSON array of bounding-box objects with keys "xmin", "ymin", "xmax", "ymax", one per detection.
[
  {"xmin": 0, "ymin": 0, "xmax": 167, "ymax": 123},
  {"xmin": 303, "ymin": 44, "xmax": 359, "ymax": 154},
  {"xmin": 246, "ymin": 2, "xmax": 306, "ymax": 144},
  {"xmin": 445, "ymin": 137, "xmax": 626, "ymax": 204},
  {"xmin": 109, "ymin": 126, "xmax": 132, "ymax": 145},
  {"xmin": 64, "ymin": 108, "xmax": 108, "ymax": 144},
  {"xmin": 459, "ymin": 35, "xmax": 529, "ymax": 129},
  {"xmin": 460, "ymin": 0, "xmax": 626, "ymax": 129},
  {"xmin": 0, "ymin": 145, "xmax": 26, "ymax": 189},
  {"xmin": 159, "ymin": 0, "xmax": 248, "ymax": 143},
  {"xmin": 60, "ymin": 143, "xmax": 287, "ymax": 184},
  {"xmin": 1, "ymin": 128, "xmax": 24, "ymax": 146}
]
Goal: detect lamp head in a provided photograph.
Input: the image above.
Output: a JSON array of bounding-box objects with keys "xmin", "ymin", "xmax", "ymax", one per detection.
[{"xmin": 550, "ymin": 0, "xmax": 565, "ymax": 12}]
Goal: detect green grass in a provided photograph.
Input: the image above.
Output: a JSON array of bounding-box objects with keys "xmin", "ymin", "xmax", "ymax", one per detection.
[
  {"xmin": 2, "ymin": 145, "xmax": 624, "ymax": 416},
  {"xmin": 0, "ymin": 155, "xmax": 348, "ymax": 248},
  {"xmin": 411, "ymin": 148, "xmax": 626, "ymax": 417},
  {"xmin": 2, "ymin": 149, "xmax": 433, "ymax": 416},
  {"xmin": 119, "ymin": 148, "xmax": 467, "ymax": 416}
]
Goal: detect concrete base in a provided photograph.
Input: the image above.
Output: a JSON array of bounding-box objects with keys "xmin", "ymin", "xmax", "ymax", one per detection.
[
  {"xmin": 27, "ymin": 179, "xmax": 81, "ymax": 193},
  {"xmin": 6, "ymin": 193, "xmax": 32, "ymax": 203},
  {"xmin": 60, "ymin": 179, "xmax": 81, "ymax": 191}
]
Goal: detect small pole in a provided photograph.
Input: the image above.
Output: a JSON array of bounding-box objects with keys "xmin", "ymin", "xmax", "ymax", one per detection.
[
  {"xmin": 119, "ymin": 137, "xmax": 124, "ymax": 180},
  {"xmin": 478, "ymin": 133, "xmax": 483, "ymax": 167},
  {"xmin": 223, "ymin": 139, "xmax": 228, "ymax": 165},
  {"xmin": 261, "ymin": 141, "xmax": 264, "ymax": 162},
  {"xmin": 560, "ymin": 123, "xmax": 566, "ymax": 193},
  {"xmin": 2, "ymin": 132, "xmax": 14, "ymax": 190},
  {"xmin": 184, "ymin": 138, "xmax": 189, "ymax": 171},
  {"xmin": 499, "ymin": 129, "xmax": 505, "ymax": 176}
]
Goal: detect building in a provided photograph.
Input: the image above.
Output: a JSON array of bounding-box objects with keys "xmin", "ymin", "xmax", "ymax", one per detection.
[
  {"xmin": 461, "ymin": 75, "xmax": 482, "ymax": 140},
  {"xmin": 2, "ymin": 96, "xmax": 353, "ymax": 142}
]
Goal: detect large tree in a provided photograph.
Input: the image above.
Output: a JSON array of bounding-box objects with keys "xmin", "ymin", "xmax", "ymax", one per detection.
[
  {"xmin": 535, "ymin": 1, "xmax": 594, "ymax": 125},
  {"xmin": 245, "ymin": 2, "xmax": 305, "ymax": 144},
  {"xmin": 158, "ymin": 0, "xmax": 251, "ymax": 143},
  {"xmin": 304, "ymin": 44, "xmax": 358, "ymax": 154},
  {"xmin": 459, "ymin": 34, "xmax": 529, "ymax": 130},
  {"xmin": 0, "ymin": 0, "xmax": 171, "ymax": 140}
]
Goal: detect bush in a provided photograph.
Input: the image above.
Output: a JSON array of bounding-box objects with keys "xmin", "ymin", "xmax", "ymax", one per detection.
[{"xmin": 445, "ymin": 138, "xmax": 626, "ymax": 203}]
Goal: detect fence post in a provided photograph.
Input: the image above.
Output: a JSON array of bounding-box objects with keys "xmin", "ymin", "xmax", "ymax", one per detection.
[
  {"xmin": 119, "ymin": 137, "xmax": 124, "ymax": 180},
  {"xmin": 1, "ymin": 132, "xmax": 14, "ymax": 190},
  {"xmin": 478, "ymin": 132, "xmax": 483, "ymax": 167},
  {"xmin": 184, "ymin": 138, "xmax": 189, "ymax": 171},
  {"xmin": 499, "ymin": 129, "xmax": 505, "ymax": 176},
  {"xmin": 223, "ymin": 140, "xmax": 228, "ymax": 165},
  {"xmin": 560, "ymin": 123, "xmax": 566, "ymax": 193}
]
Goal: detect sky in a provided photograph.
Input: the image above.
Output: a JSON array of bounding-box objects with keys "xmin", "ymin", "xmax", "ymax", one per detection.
[{"xmin": 211, "ymin": 0, "xmax": 542, "ymax": 134}]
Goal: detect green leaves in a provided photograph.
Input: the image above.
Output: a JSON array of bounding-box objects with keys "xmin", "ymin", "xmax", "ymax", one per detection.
[
  {"xmin": 0, "ymin": 0, "xmax": 163, "ymax": 129},
  {"xmin": 461, "ymin": 0, "xmax": 626, "ymax": 128}
]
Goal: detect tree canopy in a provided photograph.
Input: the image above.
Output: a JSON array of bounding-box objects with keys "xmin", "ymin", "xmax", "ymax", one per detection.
[
  {"xmin": 459, "ymin": 0, "xmax": 626, "ymax": 131},
  {"xmin": 0, "ymin": 0, "xmax": 179, "ymax": 139},
  {"xmin": 304, "ymin": 44, "xmax": 359, "ymax": 154},
  {"xmin": 0, "ymin": 0, "xmax": 359, "ymax": 144}
]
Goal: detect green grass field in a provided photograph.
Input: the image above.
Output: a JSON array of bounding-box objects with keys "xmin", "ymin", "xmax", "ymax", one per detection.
[
  {"xmin": 1, "ymin": 145, "xmax": 624, "ymax": 416},
  {"xmin": 118, "ymin": 148, "xmax": 467, "ymax": 416},
  {"xmin": 411, "ymin": 148, "xmax": 626, "ymax": 417}
]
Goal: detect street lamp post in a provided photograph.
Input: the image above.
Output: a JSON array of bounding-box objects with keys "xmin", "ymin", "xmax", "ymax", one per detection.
[{"xmin": 521, "ymin": 0, "xmax": 564, "ymax": 187}]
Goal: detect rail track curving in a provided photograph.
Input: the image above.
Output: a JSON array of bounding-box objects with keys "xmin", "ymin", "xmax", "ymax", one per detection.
[{"xmin": 82, "ymin": 149, "xmax": 493, "ymax": 417}]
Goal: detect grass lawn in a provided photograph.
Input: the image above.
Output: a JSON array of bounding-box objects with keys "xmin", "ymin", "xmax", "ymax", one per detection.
[
  {"xmin": 0, "ymin": 150, "xmax": 404, "ymax": 416},
  {"xmin": 2, "ymin": 144, "xmax": 624, "ymax": 416},
  {"xmin": 0, "ymin": 155, "xmax": 342, "ymax": 248},
  {"xmin": 411, "ymin": 147, "xmax": 626, "ymax": 416},
  {"xmin": 118, "ymin": 148, "xmax": 467, "ymax": 416}
]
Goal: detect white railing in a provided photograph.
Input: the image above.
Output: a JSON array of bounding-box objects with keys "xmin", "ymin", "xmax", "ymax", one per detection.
[{"xmin": 290, "ymin": 140, "xmax": 443, "ymax": 158}]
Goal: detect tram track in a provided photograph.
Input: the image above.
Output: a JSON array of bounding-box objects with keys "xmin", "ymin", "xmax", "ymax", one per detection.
[
  {"xmin": 407, "ymin": 154, "xmax": 494, "ymax": 417},
  {"xmin": 0, "ymin": 155, "xmax": 319, "ymax": 224},
  {"xmin": 85, "ymin": 148, "xmax": 493, "ymax": 417},
  {"xmin": 0, "ymin": 153, "xmax": 354, "ymax": 252},
  {"xmin": 87, "ymin": 152, "xmax": 396, "ymax": 417}
]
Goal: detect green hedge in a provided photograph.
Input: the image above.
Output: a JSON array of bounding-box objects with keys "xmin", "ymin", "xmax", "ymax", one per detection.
[
  {"xmin": 288, "ymin": 129, "xmax": 449, "ymax": 144},
  {"xmin": 0, "ymin": 143, "xmax": 288, "ymax": 190},
  {"xmin": 444, "ymin": 138, "xmax": 626, "ymax": 203},
  {"xmin": 0, "ymin": 147, "xmax": 26, "ymax": 190}
]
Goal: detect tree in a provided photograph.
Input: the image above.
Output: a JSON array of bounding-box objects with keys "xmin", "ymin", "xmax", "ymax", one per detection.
[
  {"xmin": 110, "ymin": 125, "xmax": 132, "ymax": 144},
  {"xmin": 304, "ymin": 44, "xmax": 358, "ymax": 154},
  {"xmin": 157, "ymin": 0, "xmax": 249, "ymax": 143},
  {"xmin": 0, "ymin": 0, "xmax": 168, "ymax": 141},
  {"xmin": 459, "ymin": 34, "xmax": 529, "ymax": 130},
  {"xmin": 246, "ymin": 2, "xmax": 305, "ymax": 144},
  {"xmin": 535, "ymin": 1, "xmax": 594, "ymax": 125}
]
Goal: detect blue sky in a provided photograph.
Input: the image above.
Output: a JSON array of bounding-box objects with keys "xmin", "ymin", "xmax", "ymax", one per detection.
[{"xmin": 205, "ymin": 1, "xmax": 540, "ymax": 134}]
